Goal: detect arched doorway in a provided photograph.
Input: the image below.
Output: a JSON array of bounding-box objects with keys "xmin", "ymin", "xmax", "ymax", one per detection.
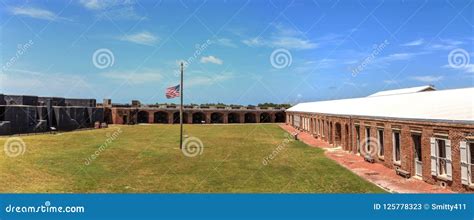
[
  {"xmin": 228, "ymin": 113, "xmax": 240, "ymax": 123},
  {"xmin": 137, "ymin": 111, "xmax": 149, "ymax": 123},
  {"xmin": 244, "ymin": 113, "xmax": 256, "ymax": 123},
  {"xmin": 260, "ymin": 113, "xmax": 271, "ymax": 123},
  {"xmin": 275, "ymin": 112, "xmax": 285, "ymax": 123},
  {"xmin": 192, "ymin": 112, "xmax": 206, "ymax": 124},
  {"xmin": 335, "ymin": 123, "xmax": 342, "ymax": 147},
  {"xmin": 173, "ymin": 112, "xmax": 188, "ymax": 124},
  {"xmin": 154, "ymin": 111, "xmax": 169, "ymax": 124},
  {"xmin": 210, "ymin": 112, "xmax": 224, "ymax": 123}
]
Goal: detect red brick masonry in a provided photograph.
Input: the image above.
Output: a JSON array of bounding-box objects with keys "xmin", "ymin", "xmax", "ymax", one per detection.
[{"xmin": 280, "ymin": 124, "xmax": 453, "ymax": 193}]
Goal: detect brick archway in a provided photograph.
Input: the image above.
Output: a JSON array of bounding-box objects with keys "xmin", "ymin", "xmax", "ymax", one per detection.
[
  {"xmin": 211, "ymin": 112, "xmax": 224, "ymax": 123},
  {"xmin": 260, "ymin": 112, "xmax": 271, "ymax": 123},
  {"xmin": 137, "ymin": 111, "xmax": 149, "ymax": 123},
  {"xmin": 173, "ymin": 112, "xmax": 188, "ymax": 124},
  {"xmin": 192, "ymin": 112, "xmax": 206, "ymax": 124},
  {"xmin": 154, "ymin": 111, "xmax": 169, "ymax": 123},
  {"xmin": 228, "ymin": 112, "xmax": 240, "ymax": 123},
  {"xmin": 244, "ymin": 113, "xmax": 256, "ymax": 123},
  {"xmin": 275, "ymin": 112, "xmax": 285, "ymax": 122},
  {"xmin": 335, "ymin": 122, "xmax": 342, "ymax": 147}
]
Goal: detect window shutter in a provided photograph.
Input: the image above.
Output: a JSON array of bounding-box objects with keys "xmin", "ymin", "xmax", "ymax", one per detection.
[
  {"xmin": 430, "ymin": 137, "xmax": 437, "ymax": 176},
  {"xmin": 460, "ymin": 141, "xmax": 469, "ymax": 185},
  {"xmin": 445, "ymin": 140, "xmax": 452, "ymax": 180}
]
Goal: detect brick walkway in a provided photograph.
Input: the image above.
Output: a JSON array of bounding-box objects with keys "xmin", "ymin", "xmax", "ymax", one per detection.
[{"xmin": 279, "ymin": 124, "xmax": 453, "ymax": 193}]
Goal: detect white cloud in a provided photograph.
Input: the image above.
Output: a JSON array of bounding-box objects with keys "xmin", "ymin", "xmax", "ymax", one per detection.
[
  {"xmin": 242, "ymin": 24, "xmax": 318, "ymax": 50},
  {"xmin": 80, "ymin": 0, "xmax": 131, "ymax": 10},
  {"xmin": 464, "ymin": 64, "xmax": 474, "ymax": 73},
  {"xmin": 215, "ymin": 38, "xmax": 237, "ymax": 48},
  {"xmin": 383, "ymin": 79, "xmax": 398, "ymax": 84},
  {"xmin": 382, "ymin": 52, "xmax": 419, "ymax": 62},
  {"xmin": 428, "ymin": 39, "xmax": 464, "ymax": 50},
  {"xmin": 80, "ymin": 0, "xmax": 145, "ymax": 20},
  {"xmin": 385, "ymin": 53, "xmax": 416, "ymax": 60},
  {"xmin": 242, "ymin": 36, "xmax": 318, "ymax": 50},
  {"xmin": 10, "ymin": 7, "xmax": 68, "ymax": 21},
  {"xmin": 200, "ymin": 56, "xmax": 223, "ymax": 65},
  {"xmin": 443, "ymin": 63, "xmax": 474, "ymax": 73},
  {"xmin": 242, "ymin": 37, "xmax": 264, "ymax": 47},
  {"xmin": 120, "ymin": 31, "xmax": 158, "ymax": 46},
  {"xmin": 401, "ymin": 38, "xmax": 424, "ymax": 46},
  {"xmin": 187, "ymin": 72, "xmax": 233, "ymax": 87},
  {"xmin": 411, "ymin": 75, "xmax": 443, "ymax": 83},
  {"xmin": 305, "ymin": 58, "xmax": 336, "ymax": 69},
  {"xmin": 271, "ymin": 36, "xmax": 318, "ymax": 50},
  {"xmin": 80, "ymin": 0, "xmax": 106, "ymax": 10},
  {"xmin": 101, "ymin": 70, "xmax": 163, "ymax": 84}
]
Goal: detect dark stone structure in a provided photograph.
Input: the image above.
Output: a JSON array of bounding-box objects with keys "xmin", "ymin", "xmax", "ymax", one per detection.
[{"xmin": 0, "ymin": 94, "xmax": 104, "ymax": 135}]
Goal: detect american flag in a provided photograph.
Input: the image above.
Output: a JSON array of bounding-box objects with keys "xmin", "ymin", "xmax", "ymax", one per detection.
[{"xmin": 166, "ymin": 84, "xmax": 180, "ymax": 99}]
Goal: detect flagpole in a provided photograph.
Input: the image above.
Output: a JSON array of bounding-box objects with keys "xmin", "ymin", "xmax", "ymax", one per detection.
[{"xmin": 179, "ymin": 62, "xmax": 184, "ymax": 149}]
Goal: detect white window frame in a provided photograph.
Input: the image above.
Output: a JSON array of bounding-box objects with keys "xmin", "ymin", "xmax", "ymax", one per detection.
[
  {"xmin": 365, "ymin": 127, "xmax": 371, "ymax": 153},
  {"xmin": 392, "ymin": 131, "xmax": 401, "ymax": 165},
  {"xmin": 460, "ymin": 141, "xmax": 473, "ymax": 185},
  {"xmin": 430, "ymin": 137, "xmax": 452, "ymax": 180},
  {"xmin": 377, "ymin": 128, "xmax": 384, "ymax": 158}
]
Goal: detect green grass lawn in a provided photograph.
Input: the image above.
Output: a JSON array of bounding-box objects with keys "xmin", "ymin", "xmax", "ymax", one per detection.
[{"xmin": 0, "ymin": 124, "xmax": 385, "ymax": 193}]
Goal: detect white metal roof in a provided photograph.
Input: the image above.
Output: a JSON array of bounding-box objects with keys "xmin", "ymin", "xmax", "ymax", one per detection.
[
  {"xmin": 287, "ymin": 87, "xmax": 474, "ymax": 123},
  {"xmin": 368, "ymin": 85, "xmax": 435, "ymax": 97}
]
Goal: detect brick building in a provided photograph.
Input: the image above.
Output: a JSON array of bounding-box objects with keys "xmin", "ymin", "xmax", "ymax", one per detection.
[
  {"xmin": 102, "ymin": 99, "xmax": 286, "ymax": 125},
  {"xmin": 286, "ymin": 86, "xmax": 474, "ymax": 192}
]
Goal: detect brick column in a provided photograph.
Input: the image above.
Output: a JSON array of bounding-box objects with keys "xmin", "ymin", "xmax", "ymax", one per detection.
[
  {"xmin": 256, "ymin": 113, "xmax": 260, "ymax": 123},
  {"xmin": 148, "ymin": 111, "xmax": 154, "ymax": 123},
  {"xmin": 187, "ymin": 113, "xmax": 193, "ymax": 124},
  {"xmin": 421, "ymin": 128, "xmax": 434, "ymax": 183},
  {"xmin": 205, "ymin": 112, "xmax": 211, "ymax": 124},
  {"xmin": 400, "ymin": 125, "xmax": 412, "ymax": 172},
  {"xmin": 223, "ymin": 113, "xmax": 228, "ymax": 123},
  {"xmin": 168, "ymin": 112, "xmax": 173, "ymax": 124},
  {"xmin": 240, "ymin": 113, "xmax": 245, "ymax": 123}
]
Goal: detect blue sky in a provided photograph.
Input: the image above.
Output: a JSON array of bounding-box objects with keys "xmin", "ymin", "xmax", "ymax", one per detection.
[{"xmin": 0, "ymin": 0, "xmax": 473, "ymax": 105}]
